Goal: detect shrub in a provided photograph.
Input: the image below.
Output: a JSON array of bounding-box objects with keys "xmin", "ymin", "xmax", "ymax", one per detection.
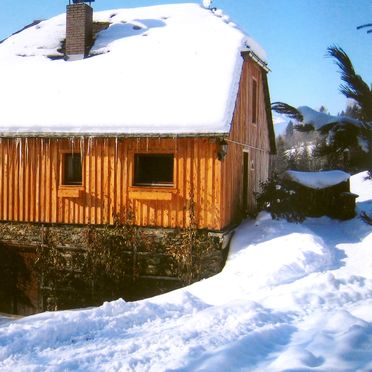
[{"xmin": 255, "ymin": 173, "xmax": 305, "ymax": 222}]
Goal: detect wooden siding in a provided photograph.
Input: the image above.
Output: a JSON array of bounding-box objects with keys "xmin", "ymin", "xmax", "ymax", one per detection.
[
  {"xmin": 0, "ymin": 137, "xmax": 223, "ymax": 230},
  {"xmin": 221, "ymin": 56, "xmax": 272, "ymax": 228}
]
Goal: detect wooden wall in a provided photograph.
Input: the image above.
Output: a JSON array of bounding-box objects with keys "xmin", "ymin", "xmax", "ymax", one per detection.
[
  {"xmin": 221, "ymin": 56, "xmax": 272, "ymax": 228},
  {"xmin": 0, "ymin": 137, "xmax": 223, "ymax": 230}
]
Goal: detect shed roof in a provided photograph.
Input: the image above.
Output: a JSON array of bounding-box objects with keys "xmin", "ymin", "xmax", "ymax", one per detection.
[
  {"xmin": 284, "ymin": 170, "xmax": 351, "ymax": 190},
  {"xmin": 0, "ymin": 3, "xmax": 266, "ymax": 137}
]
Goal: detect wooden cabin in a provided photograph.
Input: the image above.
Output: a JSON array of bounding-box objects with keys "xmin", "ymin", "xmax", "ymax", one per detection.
[{"xmin": 0, "ymin": 3, "xmax": 275, "ymax": 232}]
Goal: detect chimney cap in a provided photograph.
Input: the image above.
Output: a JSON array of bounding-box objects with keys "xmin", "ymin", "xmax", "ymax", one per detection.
[{"xmin": 70, "ymin": 0, "xmax": 95, "ymax": 4}]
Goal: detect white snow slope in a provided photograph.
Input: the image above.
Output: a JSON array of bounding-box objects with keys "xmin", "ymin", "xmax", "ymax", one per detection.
[{"xmin": 1, "ymin": 171, "xmax": 372, "ymax": 371}]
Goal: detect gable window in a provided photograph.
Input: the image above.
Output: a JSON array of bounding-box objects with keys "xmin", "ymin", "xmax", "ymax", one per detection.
[
  {"xmin": 134, "ymin": 154, "xmax": 174, "ymax": 187},
  {"xmin": 63, "ymin": 153, "xmax": 82, "ymax": 185},
  {"xmin": 252, "ymin": 78, "xmax": 258, "ymax": 124}
]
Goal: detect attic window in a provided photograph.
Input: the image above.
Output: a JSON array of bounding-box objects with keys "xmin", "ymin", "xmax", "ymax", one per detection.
[
  {"xmin": 134, "ymin": 154, "xmax": 174, "ymax": 187},
  {"xmin": 63, "ymin": 153, "xmax": 82, "ymax": 185},
  {"xmin": 252, "ymin": 78, "xmax": 258, "ymax": 124}
]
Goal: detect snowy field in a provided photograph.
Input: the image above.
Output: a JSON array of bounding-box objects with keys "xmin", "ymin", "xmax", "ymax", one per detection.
[{"xmin": 0, "ymin": 171, "xmax": 371, "ymax": 371}]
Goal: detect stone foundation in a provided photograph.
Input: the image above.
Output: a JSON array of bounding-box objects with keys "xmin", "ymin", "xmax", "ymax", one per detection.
[{"xmin": 0, "ymin": 222, "xmax": 233, "ymax": 315}]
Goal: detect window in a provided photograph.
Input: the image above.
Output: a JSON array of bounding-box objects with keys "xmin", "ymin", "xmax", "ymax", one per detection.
[
  {"xmin": 134, "ymin": 154, "xmax": 174, "ymax": 187},
  {"xmin": 63, "ymin": 153, "xmax": 82, "ymax": 185},
  {"xmin": 252, "ymin": 78, "xmax": 258, "ymax": 124},
  {"xmin": 242, "ymin": 151, "xmax": 249, "ymax": 212}
]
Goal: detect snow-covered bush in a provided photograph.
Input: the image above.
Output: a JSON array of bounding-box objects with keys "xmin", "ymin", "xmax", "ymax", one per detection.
[{"xmin": 255, "ymin": 174, "xmax": 305, "ymax": 222}]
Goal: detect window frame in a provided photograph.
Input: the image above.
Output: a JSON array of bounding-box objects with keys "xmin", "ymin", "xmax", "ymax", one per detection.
[
  {"xmin": 132, "ymin": 153, "xmax": 175, "ymax": 188},
  {"xmin": 62, "ymin": 152, "xmax": 83, "ymax": 186},
  {"xmin": 251, "ymin": 77, "xmax": 259, "ymax": 125}
]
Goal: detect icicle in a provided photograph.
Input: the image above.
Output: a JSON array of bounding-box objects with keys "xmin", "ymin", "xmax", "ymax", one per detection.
[
  {"xmin": 41, "ymin": 138, "xmax": 44, "ymax": 160},
  {"xmin": 80, "ymin": 136, "xmax": 85, "ymax": 160},
  {"xmin": 25, "ymin": 138, "xmax": 29, "ymax": 163},
  {"xmin": 87, "ymin": 136, "xmax": 92, "ymax": 156},
  {"xmin": 36, "ymin": 138, "xmax": 41, "ymax": 208},
  {"xmin": 115, "ymin": 137, "xmax": 118, "ymax": 163},
  {"xmin": 20, "ymin": 138, "xmax": 23, "ymax": 166},
  {"xmin": 70, "ymin": 136, "xmax": 75, "ymax": 154},
  {"xmin": 15, "ymin": 138, "xmax": 22, "ymax": 165},
  {"xmin": 48, "ymin": 138, "xmax": 51, "ymax": 164}
]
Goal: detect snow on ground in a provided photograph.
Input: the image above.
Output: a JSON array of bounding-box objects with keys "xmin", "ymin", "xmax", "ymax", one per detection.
[{"xmin": 0, "ymin": 171, "xmax": 371, "ymax": 371}]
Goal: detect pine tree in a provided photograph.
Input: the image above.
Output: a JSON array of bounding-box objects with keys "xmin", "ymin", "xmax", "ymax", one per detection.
[
  {"xmin": 327, "ymin": 46, "xmax": 372, "ymax": 122},
  {"xmin": 319, "ymin": 105, "xmax": 328, "ymax": 114},
  {"xmin": 272, "ymin": 46, "xmax": 372, "ymax": 175},
  {"xmin": 285, "ymin": 120, "xmax": 294, "ymax": 138},
  {"xmin": 273, "ymin": 136, "xmax": 288, "ymax": 174}
]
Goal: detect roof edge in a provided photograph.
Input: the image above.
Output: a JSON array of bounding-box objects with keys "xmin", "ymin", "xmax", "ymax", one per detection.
[
  {"xmin": 0, "ymin": 131, "xmax": 230, "ymax": 139},
  {"xmin": 241, "ymin": 49, "xmax": 270, "ymax": 72}
]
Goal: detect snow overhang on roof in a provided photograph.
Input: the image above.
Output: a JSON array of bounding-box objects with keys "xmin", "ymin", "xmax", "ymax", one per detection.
[
  {"xmin": 0, "ymin": 3, "xmax": 267, "ymax": 137},
  {"xmin": 283, "ymin": 170, "xmax": 351, "ymax": 189}
]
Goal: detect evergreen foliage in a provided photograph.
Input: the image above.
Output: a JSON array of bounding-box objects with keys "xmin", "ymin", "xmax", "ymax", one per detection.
[
  {"xmin": 272, "ymin": 46, "xmax": 372, "ymax": 176},
  {"xmin": 255, "ymin": 174, "xmax": 305, "ymax": 223},
  {"xmin": 340, "ymin": 103, "xmax": 361, "ymax": 119},
  {"xmin": 272, "ymin": 102, "xmax": 303, "ymax": 121},
  {"xmin": 285, "ymin": 120, "xmax": 294, "ymax": 138},
  {"xmin": 327, "ymin": 45, "xmax": 372, "ymax": 122},
  {"xmin": 272, "ymin": 128, "xmax": 322, "ymax": 174},
  {"xmin": 357, "ymin": 23, "xmax": 372, "ymax": 34}
]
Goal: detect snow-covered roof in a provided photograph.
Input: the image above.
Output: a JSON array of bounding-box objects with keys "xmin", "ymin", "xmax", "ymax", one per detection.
[
  {"xmin": 284, "ymin": 170, "xmax": 351, "ymax": 189},
  {"xmin": 298, "ymin": 106, "xmax": 363, "ymax": 131},
  {"xmin": 0, "ymin": 3, "xmax": 265, "ymax": 137}
]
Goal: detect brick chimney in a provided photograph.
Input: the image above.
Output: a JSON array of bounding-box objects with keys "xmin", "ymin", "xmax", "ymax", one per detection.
[{"xmin": 66, "ymin": 1, "xmax": 93, "ymax": 60}]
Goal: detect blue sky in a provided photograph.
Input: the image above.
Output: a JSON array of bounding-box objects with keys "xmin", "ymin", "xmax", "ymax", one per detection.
[{"xmin": 0, "ymin": 0, "xmax": 371, "ymax": 116}]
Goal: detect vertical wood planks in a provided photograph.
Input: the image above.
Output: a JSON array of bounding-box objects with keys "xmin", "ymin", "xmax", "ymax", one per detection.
[
  {"xmin": 221, "ymin": 57, "xmax": 272, "ymax": 228},
  {"xmin": 0, "ymin": 136, "xmax": 223, "ymax": 230}
]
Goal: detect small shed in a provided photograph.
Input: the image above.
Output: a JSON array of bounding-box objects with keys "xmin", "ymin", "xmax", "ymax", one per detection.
[{"xmin": 283, "ymin": 170, "xmax": 358, "ymax": 220}]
